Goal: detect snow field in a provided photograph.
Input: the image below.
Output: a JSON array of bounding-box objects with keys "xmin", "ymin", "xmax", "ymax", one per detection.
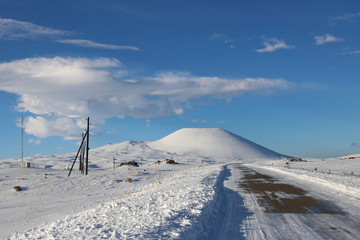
[
  {"xmin": 3, "ymin": 128, "xmax": 360, "ymax": 239},
  {"xmin": 8, "ymin": 164, "xmax": 224, "ymax": 240}
]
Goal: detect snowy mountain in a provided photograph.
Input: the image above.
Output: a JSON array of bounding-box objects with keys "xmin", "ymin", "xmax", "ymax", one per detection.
[
  {"xmin": 148, "ymin": 128, "xmax": 287, "ymax": 160},
  {"xmin": 2, "ymin": 128, "xmax": 287, "ymax": 171}
]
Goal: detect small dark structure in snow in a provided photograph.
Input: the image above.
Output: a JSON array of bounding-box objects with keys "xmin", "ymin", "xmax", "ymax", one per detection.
[
  {"xmin": 125, "ymin": 178, "xmax": 133, "ymax": 182},
  {"xmin": 165, "ymin": 159, "xmax": 176, "ymax": 164},
  {"xmin": 13, "ymin": 186, "xmax": 22, "ymax": 191},
  {"xmin": 287, "ymin": 157, "xmax": 306, "ymax": 162},
  {"xmin": 120, "ymin": 161, "xmax": 139, "ymax": 167},
  {"xmin": 22, "ymin": 162, "xmax": 36, "ymax": 168},
  {"xmin": 340, "ymin": 156, "xmax": 360, "ymax": 160}
]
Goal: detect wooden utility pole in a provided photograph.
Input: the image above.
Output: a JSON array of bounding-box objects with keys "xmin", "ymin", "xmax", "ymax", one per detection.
[
  {"xmin": 85, "ymin": 117, "xmax": 90, "ymax": 175},
  {"xmin": 68, "ymin": 117, "xmax": 90, "ymax": 177},
  {"xmin": 79, "ymin": 133, "xmax": 85, "ymax": 173},
  {"xmin": 68, "ymin": 131, "xmax": 87, "ymax": 177}
]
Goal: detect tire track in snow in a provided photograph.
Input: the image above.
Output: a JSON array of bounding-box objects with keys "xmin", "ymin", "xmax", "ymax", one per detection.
[{"xmin": 206, "ymin": 164, "xmax": 252, "ymax": 240}]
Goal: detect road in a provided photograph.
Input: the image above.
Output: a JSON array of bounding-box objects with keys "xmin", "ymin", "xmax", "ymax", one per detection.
[{"xmin": 209, "ymin": 164, "xmax": 360, "ymax": 240}]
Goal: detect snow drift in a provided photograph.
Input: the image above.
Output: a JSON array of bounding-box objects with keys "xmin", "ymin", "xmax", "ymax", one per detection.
[{"xmin": 148, "ymin": 128, "xmax": 286, "ymax": 160}]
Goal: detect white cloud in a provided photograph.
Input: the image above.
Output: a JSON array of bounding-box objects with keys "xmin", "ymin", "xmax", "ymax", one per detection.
[
  {"xmin": 0, "ymin": 19, "xmax": 139, "ymax": 52},
  {"xmin": 334, "ymin": 12, "xmax": 360, "ymax": 21},
  {"xmin": 0, "ymin": 57, "xmax": 292, "ymax": 139},
  {"xmin": 57, "ymin": 39, "xmax": 140, "ymax": 51},
  {"xmin": 209, "ymin": 33, "xmax": 236, "ymax": 48},
  {"xmin": 190, "ymin": 119, "xmax": 207, "ymax": 124},
  {"xmin": 28, "ymin": 139, "xmax": 41, "ymax": 144},
  {"xmin": 0, "ymin": 18, "xmax": 71, "ymax": 40},
  {"xmin": 256, "ymin": 38, "xmax": 295, "ymax": 53},
  {"xmin": 173, "ymin": 108, "xmax": 184, "ymax": 115},
  {"xmin": 343, "ymin": 49, "xmax": 360, "ymax": 56},
  {"xmin": 314, "ymin": 34, "xmax": 343, "ymax": 45},
  {"xmin": 299, "ymin": 82, "xmax": 324, "ymax": 90},
  {"xmin": 349, "ymin": 50, "xmax": 360, "ymax": 55},
  {"xmin": 209, "ymin": 33, "xmax": 234, "ymax": 43},
  {"xmin": 23, "ymin": 116, "xmax": 85, "ymax": 139},
  {"xmin": 337, "ymin": 47, "xmax": 360, "ymax": 56},
  {"xmin": 145, "ymin": 119, "xmax": 151, "ymax": 127}
]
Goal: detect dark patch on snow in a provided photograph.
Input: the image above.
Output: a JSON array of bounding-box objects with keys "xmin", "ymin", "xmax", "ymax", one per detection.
[{"xmin": 237, "ymin": 166, "xmax": 344, "ymax": 214}]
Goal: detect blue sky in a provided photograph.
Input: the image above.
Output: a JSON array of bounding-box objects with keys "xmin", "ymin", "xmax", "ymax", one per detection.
[{"xmin": 0, "ymin": 0, "xmax": 359, "ymax": 159}]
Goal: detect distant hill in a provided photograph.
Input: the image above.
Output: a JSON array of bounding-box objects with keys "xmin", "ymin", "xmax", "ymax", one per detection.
[{"xmin": 148, "ymin": 128, "xmax": 287, "ymax": 160}]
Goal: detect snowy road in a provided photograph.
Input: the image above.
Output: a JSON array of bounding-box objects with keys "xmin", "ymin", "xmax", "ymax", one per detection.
[
  {"xmin": 2, "ymin": 128, "xmax": 360, "ymax": 239},
  {"xmin": 223, "ymin": 164, "xmax": 360, "ymax": 239},
  {"xmin": 2, "ymin": 161, "xmax": 360, "ymax": 239}
]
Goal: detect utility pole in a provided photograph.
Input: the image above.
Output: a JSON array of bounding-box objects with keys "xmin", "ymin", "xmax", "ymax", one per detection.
[
  {"xmin": 79, "ymin": 132, "xmax": 85, "ymax": 173},
  {"xmin": 20, "ymin": 116, "xmax": 24, "ymax": 165},
  {"xmin": 85, "ymin": 117, "xmax": 90, "ymax": 175},
  {"xmin": 68, "ymin": 117, "xmax": 90, "ymax": 177}
]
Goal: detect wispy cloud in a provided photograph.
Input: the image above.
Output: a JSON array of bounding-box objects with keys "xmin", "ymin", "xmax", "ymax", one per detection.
[
  {"xmin": 209, "ymin": 33, "xmax": 236, "ymax": 48},
  {"xmin": 256, "ymin": 38, "xmax": 295, "ymax": 53},
  {"xmin": 338, "ymin": 48, "xmax": 360, "ymax": 56},
  {"xmin": 191, "ymin": 119, "xmax": 207, "ymax": 124},
  {"xmin": 57, "ymin": 39, "xmax": 140, "ymax": 51},
  {"xmin": 28, "ymin": 139, "xmax": 41, "ymax": 145},
  {"xmin": 209, "ymin": 33, "xmax": 235, "ymax": 43},
  {"xmin": 350, "ymin": 142, "xmax": 360, "ymax": 148},
  {"xmin": 349, "ymin": 50, "xmax": 360, "ymax": 55},
  {"xmin": 0, "ymin": 18, "xmax": 140, "ymax": 51},
  {"xmin": 299, "ymin": 82, "xmax": 325, "ymax": 90},
  {"xmin": 0, "ymin": 18, "xmax": 71, "ymax": 40},
  {"xmin": 0, "ymin": 57, "xmax": 292, "ymax": 139},
  {"xmin": 346, "ymin": 49, "xmax": 360, "ymax": 56},
  {"xmin": 314, "ymin": 34, "xmax": 343, "ymax": 45},
  {"xmin": 334, "ymin": 12, "xmax": 360, "ymax": 21}
]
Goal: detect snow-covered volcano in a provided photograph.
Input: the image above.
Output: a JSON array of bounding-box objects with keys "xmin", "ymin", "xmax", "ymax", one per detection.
[
  {"xmin": 148, "ymin": 128, "xmax": 287, "ymax": 160},
  {"xmin": 32, "ymin": 128, "xmax": 286, "ymax": 169}
]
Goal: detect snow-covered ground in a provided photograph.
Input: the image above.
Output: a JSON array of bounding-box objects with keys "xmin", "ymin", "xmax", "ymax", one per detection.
[{"xmin": 1, "ymin": 128, "xmax": 360, "ymax": 239}]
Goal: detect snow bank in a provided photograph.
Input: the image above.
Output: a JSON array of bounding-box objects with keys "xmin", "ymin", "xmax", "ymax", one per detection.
[{"xmin": 8, "ymin": 165, "xmax": 224, "ymax": 240}]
